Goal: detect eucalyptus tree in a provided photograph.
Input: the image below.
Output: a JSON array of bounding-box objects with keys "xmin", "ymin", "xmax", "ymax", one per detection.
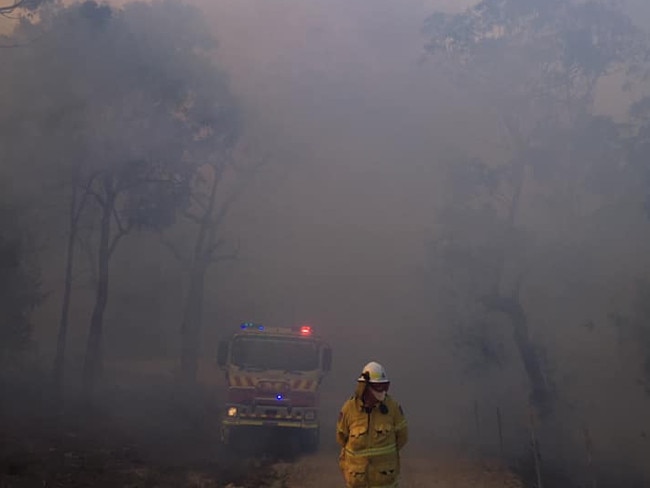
[
  {"xmin": 159, "ymin": 145, "xmax": 266, "ymax": 388},
  {"xmin": 2, "ymin": 0, "xmax": 238, "ymax": 394},
  {"xmin": 423, "ymin": 0, "xmax": 646, "ymax": 417}
]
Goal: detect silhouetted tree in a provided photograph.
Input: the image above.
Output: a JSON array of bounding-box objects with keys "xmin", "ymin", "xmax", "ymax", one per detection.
[
  {"xmin": 2, "ymin": 0, "xmax": 238, "ymax": 395},
  {"xmin": 424, "ymin": 0, "xmax": 646, "ymax": 418},
  {"xmin": 0, "ymin": 0, "xmax": 47, "ymax": 16},
  {"xmin": 159, "ymin": 146, "xmax": 270, "ymax": 387},
  {"xmin": 0, "ymin": 205, "xmax": 42, "ymax": 365}
]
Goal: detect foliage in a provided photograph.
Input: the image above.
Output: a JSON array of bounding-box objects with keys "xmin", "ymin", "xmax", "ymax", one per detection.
[
  {"xmin": 0, "ymin": 206, "xmax": 42, "ymax": 361},
  {"xmin": 2, "ymin": 0, "xmax": 239, "ymax": 264},
  {"xmin": 422, "ymin": 0, "xmax": 647, "ymax": 414},
  {"xmin": 0, "ymin": 0, "xmax": 239, "ymax": 389},
  {"xmin": 0, "ymin": 0, "xmax": 49, "ymax": 16},
  {"xmin": 424, "ymin": 0, "xmax": 647, "ymax": 140}
]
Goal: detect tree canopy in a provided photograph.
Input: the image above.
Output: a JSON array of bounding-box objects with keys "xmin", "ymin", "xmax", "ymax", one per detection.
[
  {"xmin": 0, "ymin": 0, "xmax": 240, "ymax": 391},
  {"xmin": 423, "ymin": 0, "xmax": 649, "ymax": 417}
]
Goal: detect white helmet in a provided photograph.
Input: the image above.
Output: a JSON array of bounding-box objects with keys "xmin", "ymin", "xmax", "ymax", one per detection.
[{"xmin": 357, "ymin": 361, "xmax": 389, "ymax": 383}]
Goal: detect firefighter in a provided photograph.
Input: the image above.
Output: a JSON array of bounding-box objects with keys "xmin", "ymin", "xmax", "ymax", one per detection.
[{"xmin": 336, "ymin": 361, "xmax": 408, "ymax": 488}]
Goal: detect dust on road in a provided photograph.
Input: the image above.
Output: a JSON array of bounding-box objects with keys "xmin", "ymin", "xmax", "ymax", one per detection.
[{"xmin": 284, "ymin": 444, "xmax": 524, "ymax": 488}]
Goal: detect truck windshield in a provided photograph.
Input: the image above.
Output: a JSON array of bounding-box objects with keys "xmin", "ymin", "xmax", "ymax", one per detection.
[{"xmin": 231, "ymin": 337, "xmax": 320, "ymax": 371}]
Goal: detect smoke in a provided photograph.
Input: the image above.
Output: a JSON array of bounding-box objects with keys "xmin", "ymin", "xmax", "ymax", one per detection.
[{"xmin": 4, "ymin": 0, "xmax": 650, "ymax": 483}]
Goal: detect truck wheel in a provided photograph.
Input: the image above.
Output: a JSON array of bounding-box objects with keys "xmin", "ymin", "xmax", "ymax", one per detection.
[{"xmin": 301, "ymin": 428, "xmax": 320, "ymax": 453}]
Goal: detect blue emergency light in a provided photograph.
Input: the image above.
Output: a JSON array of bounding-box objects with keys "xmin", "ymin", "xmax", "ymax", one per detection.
[
  {"xmin": 240, "ymin": 322, "xmax": 264, "ymax": 330},
  {"xmin": 276, "ymin": 394, "xmax": 283, "ymax": 400}
]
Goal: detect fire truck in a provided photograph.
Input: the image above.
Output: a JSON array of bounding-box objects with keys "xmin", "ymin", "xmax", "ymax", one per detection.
[{"xmin": 217, "ymin": 322, "xmax": 332, "ymax": 452}]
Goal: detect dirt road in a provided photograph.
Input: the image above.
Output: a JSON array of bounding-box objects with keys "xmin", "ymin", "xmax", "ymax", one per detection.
[
  {"xmin": 1, "ymin": 372, "xmax": 526, "ymax": 488},
  {"xmin": 1, "ymin": 421, "xmax": 525, "ymax": 488},
  {"xmin": 284, "ymin": 444, "xmax": 525, "ymax": 488}
]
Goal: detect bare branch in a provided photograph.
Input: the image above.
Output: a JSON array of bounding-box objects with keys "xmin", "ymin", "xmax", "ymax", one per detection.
[
  {"xmin": 108, "ymin": 223, "xmax": 132, "ymax": 257},
  {"xmin": 209, "ymin": 154, "xmax": 270, "ymax": 236},
  {"xmin": 159, "ymin": 233, "xmax": 189, "ymax": 265},
  {"xmin": 190, "ymin": 192, "xmax": 208, "ymax": 212},
  {"xmin": 84, "ymin": 171, "xmax": 109, "ymax": 207},
  {"xmin": 111, "ymin": 204, "xmax": 127, "ymax": 235},
  {"xmin": 210, "ymin": 239, "xmax": 241, "ymax": 264},
  {"xmin": 77, "ymin": 233, "xmax": 98, "ymax": 290},
  {"xmin": 73, "ymin": 188, "xmax": 90, "ymax": 225},
  {"xmin": 108, "ymin": 197, "xmax": 132, "ymax": 257},
  {"xmin": 89, "ymin": 188, "xmax": 106, "ymax": 207},
  {"xmin": 0, "ymin": 0, "xmax": 28, "ymax": 14},
  {"xmin": 492, "ymin": 191, "xmax": 513, "ymax": 208},
  {"xmin": 182, "ymin": 208, "xmax": 203, "ymax": 224},
  {"xmin": 209, "ymin": 190, "xmax": 238, "ymax": 236},
  {"xmin": 205, "ymin": 238, "xmax": 225, "ymax": 257}
]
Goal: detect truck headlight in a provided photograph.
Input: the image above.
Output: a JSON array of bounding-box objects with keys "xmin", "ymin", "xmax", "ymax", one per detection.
[
  {"xmin": 304, "ymin": 410, "xmax": 316, "ymax": 421},
  {"xmin": 227, "ymin": 407, "xmax": 238, "ymax": 417}
]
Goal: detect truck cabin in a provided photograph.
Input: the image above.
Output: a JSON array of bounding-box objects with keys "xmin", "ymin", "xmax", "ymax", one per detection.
[{"xmin": 217, "ymin": 324, "xmax": 332, "ymax": 374}]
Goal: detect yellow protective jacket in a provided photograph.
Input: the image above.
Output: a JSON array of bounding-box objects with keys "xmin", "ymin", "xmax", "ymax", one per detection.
[{"xmin": 336, "ymin": 383, "xmax": 408, "ymax": 488}]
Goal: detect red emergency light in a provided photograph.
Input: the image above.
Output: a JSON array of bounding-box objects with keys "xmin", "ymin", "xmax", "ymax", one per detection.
[{"xmin": 300, "ymin": 325, "xmax": 312, "ymax": 336}]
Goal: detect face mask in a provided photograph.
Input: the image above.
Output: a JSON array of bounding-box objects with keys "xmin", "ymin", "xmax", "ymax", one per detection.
[{"xmin": 371, "ymin": 388, "xmax": 387, "ymax": 402}]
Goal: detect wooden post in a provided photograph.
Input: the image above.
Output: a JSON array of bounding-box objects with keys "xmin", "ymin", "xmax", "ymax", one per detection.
[
  {"xmin": 583, "ymin": 425, "xmax": 597, "ymax": 488},
  {"xmin": 496, "ymin": 406, "xmax": 504, "ymax": 460},
  {"xmin": 528, "ymin": 406, "xmax": 543, "ymax": 488},
  {"xmin": 474, "ymin": 400, "xmax": 480, "ymax": 442}
]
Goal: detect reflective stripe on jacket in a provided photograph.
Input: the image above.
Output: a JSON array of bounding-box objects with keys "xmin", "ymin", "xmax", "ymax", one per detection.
[{"xmin": 336, "ymin": 384, "xmax": 408, "ymax": 488}]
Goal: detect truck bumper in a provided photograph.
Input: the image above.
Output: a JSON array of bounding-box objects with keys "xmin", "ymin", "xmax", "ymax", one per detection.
[
  {"xmin": 222, "ymin": 418, "xmax": 319, "ymax": 429},
  {"xmin": 220, "ymin": 422, "xmax": 320, "ymax": 452}
]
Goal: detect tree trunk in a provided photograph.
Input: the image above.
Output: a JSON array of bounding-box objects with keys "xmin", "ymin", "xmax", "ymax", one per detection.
[
  {"xmin": 484, "ymin": 293, "xmax": 552, "ymax": 416},
  {"xmin": 180, "ymin": 263, "xmax": 207, "ymax": 387},
  {"xmin": 179, "ymin": 168, "xmax": 220, "ymax": 387},
  {"xmin": 83, "ymin": 187, "xmax": 113, "ymax": 396},
  {"xmin": 503, "ymin": 163, "xmax": 554, "ymax": 416},
  {"xmin": 53, "ymin": 183, "xmax": 80, "ymax": 398},
  {"xmin": 496, "ymin": 125, "xmax": 554, "ymax": 417},
  {"xmin": 508, "ymin": 298, "xmax": 552, "ymax": 417}
]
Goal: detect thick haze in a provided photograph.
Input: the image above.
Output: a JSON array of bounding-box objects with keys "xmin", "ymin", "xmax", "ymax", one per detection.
[
  {"xmin": 6, "ymin": 0, "xmax": 650, "ymax": 481},
  {"xmin": 196, "ymin": 0, "xmax": 475, "ymax": 338},
  {"xmin": 177, "ymin": 0, "xmax": 482, "ymax": 444},
  {"xmin": 56, "ymin": 0, "xmax": 482, "ymax": 396},
  {"xmin": 187, "ymin": 0, "xmax": 650, "ymax": 453},
  {"xmin": 196, "ymin": 2, "xmax": 650, "ymax": 472}
]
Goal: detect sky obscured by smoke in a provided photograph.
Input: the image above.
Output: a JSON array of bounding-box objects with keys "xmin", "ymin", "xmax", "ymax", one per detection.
[
  {"xmin": 153, "ymin": 0, "xmax": 650, "ymax": 464},
  {"xmin": 5, "ymin": 0, "xmax": 650, "ymax": 473}
]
